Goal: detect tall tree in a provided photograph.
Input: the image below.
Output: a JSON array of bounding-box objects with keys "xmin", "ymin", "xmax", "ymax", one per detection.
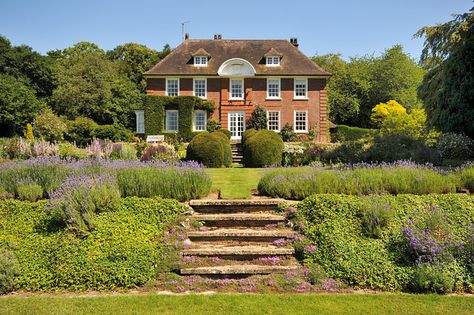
[
  {"xmin": 0, "ymin": 74, "xmax": 46, "ymax": 136},
  {"xmin": 416, "ymin": 8, "xmax": 474, "ymax": 137}
]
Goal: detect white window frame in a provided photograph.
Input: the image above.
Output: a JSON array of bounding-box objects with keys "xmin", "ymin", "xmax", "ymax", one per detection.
[
  {"xmin": 194, "ymin": 56, "xmax": 208, "ymax": 66},
  {"xmin": 135, "ymin": 110, "xmax": 145, "ymax": 134},
  {"xmin": 165, "ymin": 110, "xmax": 179, "ymax": 132},
  {"xmin": 193, "ymin": 78, "xmax": 207, "ymax": 99},
  {"xmin": 193, "ymin": 110, "xmax": 207, "ymax": 131},
  {"xmin": 266, "ymin": 78, "xmax": 281, "ymax": 99},
  {"xmin": 294, "ymin": 78, "xmax": 308, "ymax": 99},
  {"xmin": 165, "ymin": 78, "xmax": 180, "ymax": 96},
  {"xmin": 266, "ymin": 110, "xmax": 281, "ymax": 132},
  {"xmin": 294, "ymin": 110, "xmax": 308, "ymax": 133},
  {"xmin": 229, "ymin": 78, "xmax": 244, "ymax": 100},
  {"xmin": 266, "ymin": 56, "xmax": 280, "ymax": 66}
]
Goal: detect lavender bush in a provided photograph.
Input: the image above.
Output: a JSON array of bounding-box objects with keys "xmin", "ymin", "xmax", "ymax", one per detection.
[{"xmin": 46, "ymin": 174, "xmax": 120, "ymax": 235}]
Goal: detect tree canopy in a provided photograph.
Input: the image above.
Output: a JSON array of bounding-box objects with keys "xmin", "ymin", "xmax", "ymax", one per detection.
[{"xmin": 417, "ymin": 7, "xmax": 474, "ymax": 137}]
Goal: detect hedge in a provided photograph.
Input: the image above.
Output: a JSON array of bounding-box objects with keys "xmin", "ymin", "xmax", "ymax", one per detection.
[
  {"xmin": 296, "ymin": 194, "xmax": 474, "ymax": 292},
  {"xmin": 0, "ymin": 197, "xmax": 184, "ymax": 291},
  {"xmin": 332, "ymin": 125, "xmax": 378, "ymax": 142},
  {"xmin": 144, "ymin": 96, "xmax": 215, "ymax": 141},
  {"xmin": 242, "ymin": 129, "xmax": 284, "ymax": 167}
]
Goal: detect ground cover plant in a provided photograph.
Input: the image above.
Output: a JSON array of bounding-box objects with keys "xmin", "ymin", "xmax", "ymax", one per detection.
[
  {"xmin": 257, "ymin": 161, "xmax": 473, "ymax": 200},
  {"xmin": 294, "ymin": 194, "xmax": 474, "ymax": 292},
  {"xmin": 0, "ymin": 197, "xmax": 185, "ymax": 292},
  {"xmin": 0, "ymin": 157, "xmax": 211, "ymax": 201}
]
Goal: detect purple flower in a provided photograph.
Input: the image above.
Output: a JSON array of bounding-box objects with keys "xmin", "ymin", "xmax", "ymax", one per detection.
[
  {"xmin": 304, "ymin": 244, "xmax": 316, "ymax": 254},
  {"xmin": 273, "ymin": 238, "xmax": 287, "ymax": 247}
]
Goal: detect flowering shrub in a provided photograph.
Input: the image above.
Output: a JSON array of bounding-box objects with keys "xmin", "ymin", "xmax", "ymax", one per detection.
[
  {"xmin": 85, "ymin": 138, "xmax": 113, "ymax": 159},
  {"xmin": 297, "ymin": 194, "xmax": 474, "ymax": 291},
  {"xmin": 360, "ymin": 198, "xmax": 393, "ymax": 238},
  {"xmin": 6, "ymin": 138, "xmax": 32, "ymax": 159},
  {"xmin": 282, "ymin": 143, "xmax": 306, "ymax": 166},
  {"xmin": 110, "ymin": 143, "xmax": 137, "ymax": 161},
  {"xmin": 437, "ymin": 133, "xmax": 474, "ymax": 159},
  {"xmin": 32, "ymin": 139, "xmax": 59, "ymax": 157},
  {"xmin": 140, "ymin": 143, "xmax": 177, "ymax": 162},
  {"xmin": 46, "ymin": 174, "xmax": 120, "ymax": 235}
]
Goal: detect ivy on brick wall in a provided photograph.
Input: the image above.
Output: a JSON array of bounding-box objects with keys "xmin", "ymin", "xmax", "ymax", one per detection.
[{"xmin": 144, "ymin": 96, "xmax": 215, "ymax": 141}]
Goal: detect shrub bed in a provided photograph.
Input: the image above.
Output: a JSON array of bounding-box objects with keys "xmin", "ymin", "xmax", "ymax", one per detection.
[
  {"xmin": 0, "ymin": 158, "xmax": 211, "ymax": 201},
  {"xmin": 258, "ymin": 162, "xmax": 465, "ymax": 200},
  {"xmin": 243, "ymin": 129, "xmax": 284, "ymax": 167},
  {"xmin": 0, "ymin": 197, "xmax": 184, "ymax": 291},
  {"xmin": 295, "ymin": 194, "xmax": 474, "ymax": 292}
]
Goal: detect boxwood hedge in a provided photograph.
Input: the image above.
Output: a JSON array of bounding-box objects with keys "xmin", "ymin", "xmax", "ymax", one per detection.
[{"xmin": 0, "ymin": 197, "xmax": 184, "ymax": 291}]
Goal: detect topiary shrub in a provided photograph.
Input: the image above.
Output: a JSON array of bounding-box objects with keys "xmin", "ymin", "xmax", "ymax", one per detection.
[
  {"xmin": 241, "ymin": 128, "xmax": 257, "ymax": 144},
  {"xmin": 186, "ymin": 132, "xmax": 232, "ymax": 167},
  {"xmin": 248, "ymin": 105, "xmax": 267, "ymax": 130},
  {"xmin": 216, "ymin": 128, "xmax": 231, "ymax": 139},
  {"xmin": 243, "ymin": 130, "xmax": 284, "ymax": 167}
]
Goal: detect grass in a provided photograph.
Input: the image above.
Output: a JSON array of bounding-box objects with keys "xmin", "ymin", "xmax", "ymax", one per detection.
[
  {"xmin": 206, "ymin": 168, "xmax": 267, "ymax": 199},
  {"xmin": 0, "ymin": 293, "xmax": 473, "ymax": 315}
]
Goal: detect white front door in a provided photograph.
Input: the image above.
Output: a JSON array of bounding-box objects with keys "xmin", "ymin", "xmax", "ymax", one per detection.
[{"xmin": 228, "ymin": 111, "xmax": 245, "ymax": 140}]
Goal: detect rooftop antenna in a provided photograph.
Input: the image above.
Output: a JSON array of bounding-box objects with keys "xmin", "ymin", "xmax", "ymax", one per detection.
[{"xmin": 181, "ymin": 21, "xmax": 190, "ymax": 41}]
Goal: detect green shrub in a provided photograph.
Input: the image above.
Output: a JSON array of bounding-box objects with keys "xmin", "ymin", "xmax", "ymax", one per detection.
[
  {"xmin": 59, "ymin": 142, "xmax": 88, "ymax": 160},
  {"xmin": 65, "ymin": 117, "xmax": 98, "ymax": 147},
  {"xmin": 457, "ymin": 166, "xmax": 474, "ymax": 192},
  {"xmin": 241, "ymin": 128, "xmax": 257, "ymax": 144},
  {"xmin": 46, "ymin": 174, "xmax": 121, "ymax": 235},
  {"xmin": 296, "ymin": 194, "xmax": 474, "ymax": 291},
  {"xmin": 0, "ymin": 197, "xmax": 184, "ymax": 291},
  {"xmin": 332, "ymin": 125, "xmax": 377, "ymax": 142},
  {"xmin": 243, "ymin": 130, "xmax": 284, "ymax": 167},
  {"xmin": 258, "ymin": 164, "xmax": 456, "ymax": 200},
  {"xmin": 248, "ymin": 105, "xmax": 267, "ymax": 130},
  {"xmin": 110, "ymin": 143, "xmax": 138, "ymax": 160},
  {"xmin": 323, "ymin": 140, "xmax": 368, "ymax": 164},
  {"xmin": 359, "ymin": 198, "xmax": 393, "ymax": 238},
  {"xmin": 0, "ymin": 251, "xmax": 18, "ymax": 294},
  {"xmin": 186, "ymin": 132, "xmax": 232, "ymax": 167},
  {"xmin": 206, "ymin": 118, "xmax": 221, "ymax": 132},
  {"xmin": 437, "ymin": 133, "xmax": 474, "ymax": 159},
  {"xmin": 17, "ymin": 182, "xmax": 44, "ymax": 202},
  {"xmin": 410, "ymin": 264, "xmax": 455, "ymax": 293},
  {"xmin": 216, "ymin": 128, "xmax": 231, "ymax": 139},
  {"xmin": 33, "ymin": 111, "xmax": 67, "ymax": 142},
  {"xmin": 92, "ymin": 124, "xmax": 133, "ymax": 142},
  {"xmin": 280, "ymin": 123, "xmax": 296, "ymax": 142}
]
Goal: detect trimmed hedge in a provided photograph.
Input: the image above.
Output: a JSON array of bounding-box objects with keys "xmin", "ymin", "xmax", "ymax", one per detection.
[
  {"xmin": 186, "ymin": 132, "xmax": 232, "ymax": 167},
  {"xmin": 144, "ymin": 96, "xmax": 215, "ymax": 141},
  {"xmin": 296, "ymin": 194, "xmax": 474, "ymax": 292},
  {"xmin": 0, "ymin": 197, "xmax": 184, "ymax": 291},
  {"xmin": 332, "ymin": 125, "xmax": 378, "ymax": 142},
  {"xmin": 242, "ymin": 129, "xmax": 284, "ymax": 167}
]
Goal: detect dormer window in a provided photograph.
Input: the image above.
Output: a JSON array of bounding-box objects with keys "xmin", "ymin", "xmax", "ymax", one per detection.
[
  {"xmin": 266, "ymin": 56, "xmax": 280, "ymax": 66},
  {"xmin": 194, "ymin": 56, "xmax": 208, "ymax": 66}
]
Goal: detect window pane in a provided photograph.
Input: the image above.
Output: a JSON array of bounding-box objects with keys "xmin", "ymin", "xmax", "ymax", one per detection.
[
  {"xmin": 194, "ymin": 79, "xmax": 206, "ymax": 98},
  {"xmin": 267, "ymin": 111, "xmax": 280, "ymax": 131},
  {"xmin": 167, "ymin": 79, "xmax": 179, "ymax": 96},
  {"xmin": 267, "ymin": 79, "xmax": 280, "ymax": 98},
  {"xmin": 295, "ymin": 111, "xmax": 307, "ymax": 131},
  {"xmin": 231, "ymin": 79, "xmax": 243, "ymax": 99},
  {"xmin": 135, "ymin": 111, "xmax": 144, "ymax": 133},
  {"xmin": 194, "ymin": 110, "xmax": 207, "ymax": 131},
  {"xmin": 295, "ymin": 79, "xmax": 307, "ymax": 97},
  {"xmin": 166, "ymin": 111, "xmax": 178, "ymax": 132}
]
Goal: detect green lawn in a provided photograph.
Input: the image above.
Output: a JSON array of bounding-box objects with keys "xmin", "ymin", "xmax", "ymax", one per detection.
[
  {"xmin": 206, "ymin": 167, "xmax": 267, "ymax": 199},
  {"xmin": 1, "ymin": 293, "xmax": 472, "ymax": 315}
]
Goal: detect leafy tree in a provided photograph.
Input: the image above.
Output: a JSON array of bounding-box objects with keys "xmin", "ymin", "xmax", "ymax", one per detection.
[
  {"xmin": 416, "ymin": 8, "xmax": 474, "ymax": 137},
  {"xmin": 107, "ymin": 43, "xmax": 161, "ymax": 91},
  {"xmin": 51, "ymin": 42, "xmax": 142, "ymax": 127},
  {"xmin": 381, "ymin": 108, "xmax": 428, "ymax": 140},
  {"xmin": 0, "ymin": 74, "xmax": 46, "ymax": 136},
  {"xmin": 0, "ymin": 35, "xmax": 54, "ymax": 98},
  {"xmin": 248, "ymin": 105, "xmax": 267, "ymax": 130}
]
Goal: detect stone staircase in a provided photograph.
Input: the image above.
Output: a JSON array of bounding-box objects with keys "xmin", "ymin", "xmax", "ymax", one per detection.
[
  {"xmin": 180, "ymin": 199, "xmax": 300, "ymax": 276},
  {"xmin": 231, "ymin": 143, "xmax": 243, "ymax": 164}
]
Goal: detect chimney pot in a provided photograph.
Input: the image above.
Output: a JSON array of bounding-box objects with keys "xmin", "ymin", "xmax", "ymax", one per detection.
[
  {"xmin": 214, "ymin": 34, "xmax": 222, "ymax": 40},
  {"xmin": 184, "ymin": 33, "xmax": 189, "ymax": 40},
  {"xmin": 290, "ymin": 37, "xmax": 299, "ymax": 48}
]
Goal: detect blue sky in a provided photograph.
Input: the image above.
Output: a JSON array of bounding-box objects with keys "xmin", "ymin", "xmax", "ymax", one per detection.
[{"xmin": 0, "ymin": 0, "xmax": 471, "ymax": 60}]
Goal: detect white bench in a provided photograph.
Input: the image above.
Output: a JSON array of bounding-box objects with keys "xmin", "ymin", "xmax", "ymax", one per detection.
[{"xmin": 146, "ymin": 135, "xmax": 165, "ymax": 143}]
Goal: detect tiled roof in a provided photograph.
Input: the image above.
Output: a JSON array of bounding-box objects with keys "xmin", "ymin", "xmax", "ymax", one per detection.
[{"xmin": 145, "ymin": 39, "xmax": 330, "ymax": 76}]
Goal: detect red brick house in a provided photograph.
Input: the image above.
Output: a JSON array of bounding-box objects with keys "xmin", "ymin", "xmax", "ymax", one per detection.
[{"xmin": 141, "ymin": 36, "xmax": 330, "ymax": 142}]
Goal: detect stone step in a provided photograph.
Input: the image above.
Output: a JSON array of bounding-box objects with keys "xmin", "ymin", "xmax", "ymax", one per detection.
[
  {"xmin": 188, "ymin": 228, "xmax": 295, "ymax": 242},
  {"xmin": 192, "ymin": 213, "xmax": 286, "ymax": 227},
  {"xmin": 190, "ymin": 199, "xmax": 285, "ymax": 214},
  {"xmin": 180, "ymin": 264, "xmax": 298, "ymax": 275},
  {"xmin": 181, "ymin": 244, "xmax": 294, "ymax": 257}
]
